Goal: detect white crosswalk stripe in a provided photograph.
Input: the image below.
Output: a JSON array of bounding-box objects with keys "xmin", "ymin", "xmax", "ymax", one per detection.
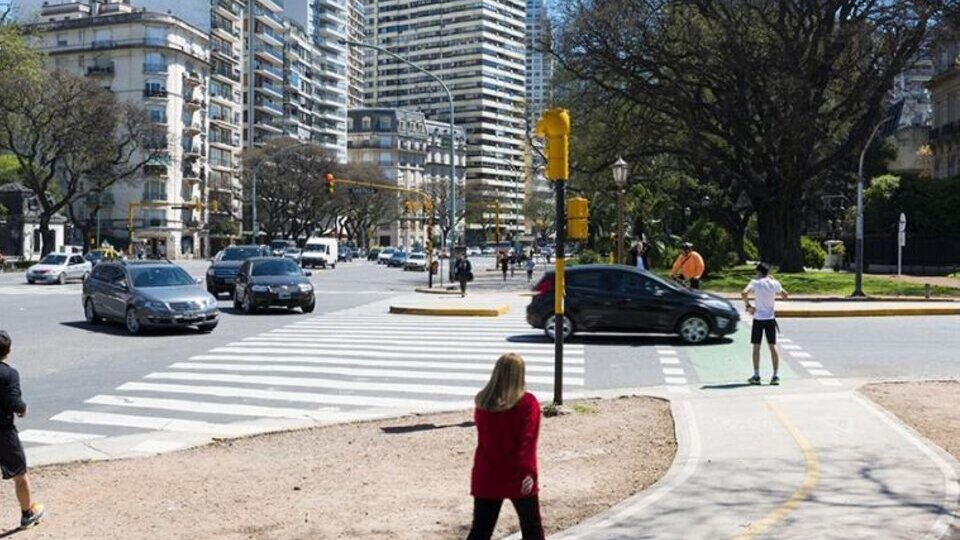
[
  {"xmin": 0, "ymin": 285, "xmax": 82, "ymax": 296},
  {"xmin": 29, "ymin": 312, "xmax": 585, "ymax": 445}
]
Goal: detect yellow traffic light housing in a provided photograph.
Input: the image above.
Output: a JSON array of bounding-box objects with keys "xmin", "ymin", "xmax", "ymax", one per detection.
[
  {"xmin": 535, "ymin": 108, "xmax": 571, "ymax": 181},
  {"xmin": 210, "ymin": 199, "xmax": 220, "ymax": 213},
  {"xmin": 422, "ymin": 198, "xmax": 433, "ymax": 213},
  {"xmin": 566, "ymin": 196, "xmax": 589, "ymax": 240}
]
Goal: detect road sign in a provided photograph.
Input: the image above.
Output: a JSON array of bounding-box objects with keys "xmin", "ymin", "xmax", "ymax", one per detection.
[
  {"xmin": 348, "ymin": 187, "xmax": 378, "ymax": 195},
  {"xmin": 898, "ymin": 212, "xmax": 906, "ymax": 276}
]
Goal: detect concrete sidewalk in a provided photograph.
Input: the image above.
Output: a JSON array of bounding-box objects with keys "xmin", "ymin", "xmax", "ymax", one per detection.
[
  {"xmin": 389, "ymin": 291, "xmax": 525, "ymax": 316},
  {"xmin": 551, "ymin": 381, "xmax": 960, "ymax": 540}
]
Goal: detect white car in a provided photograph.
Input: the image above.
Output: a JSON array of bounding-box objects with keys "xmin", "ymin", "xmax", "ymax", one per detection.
[
  {"xmin": 283, "ymin": 248, "xmax": 302, "ymax": 263},
  {"xmin": 481, "ymin": 247, "xmax": 496, "ymax": 255},
  {"xmin": 26, "ymin": 252, "xmax": 92, "ymax": 284},
  {"xmin": 403, "ymin": 252, "xmax": 428, "ymax": 271},
  {"xmin": 301, "ymin": 237, "xmax": 338, "ymax": 269},
  {"xmin": 466, "ymin": 246, "xmax": 482, "ymax": 256},
  {"xmin": 377, "ymin": 247, "xmax": 395, "ymax": 265}
]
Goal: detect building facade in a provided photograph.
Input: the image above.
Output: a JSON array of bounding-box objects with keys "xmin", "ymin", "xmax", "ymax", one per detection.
[
  {"xmin": 888, "ymin": 52, "xmax": 934, "ymax": 176},
  {"xmin": 525, "ymin": 0, "xmax": 552, "ymax": 130},
  {"xmin": 929, "ymin": 38, "xmax": 960, "ymax": 179},
  {"xmin": 364, "ymin": 0, "xmax": 527, "ymax": 245},
  {"xmin": 33, "ymin": 1, "xmax": 212, "ymax": 258},
  {"xmin": 243, "ymin": 0, "xmax": 286, "ymax": 147}
]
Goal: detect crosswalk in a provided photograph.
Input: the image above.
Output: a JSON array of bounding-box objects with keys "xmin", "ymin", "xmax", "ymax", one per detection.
[
  {"xmin": 0, "ymin": 284, "xmax": 82, "ymax": 296},
  {"xmin": 20, "ymin": 312, "xmax": 585, "ymax": 447}
]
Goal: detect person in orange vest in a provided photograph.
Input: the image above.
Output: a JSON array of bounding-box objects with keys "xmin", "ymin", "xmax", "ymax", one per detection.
[{"xmin": 670, "ymin": 242, "xmax": 705, "ymax": 289}]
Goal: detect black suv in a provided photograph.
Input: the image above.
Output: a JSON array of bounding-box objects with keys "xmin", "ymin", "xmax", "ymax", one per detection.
[{"xmin": 206, "ymin": 245, "xmax": 269, "ymax": 297}]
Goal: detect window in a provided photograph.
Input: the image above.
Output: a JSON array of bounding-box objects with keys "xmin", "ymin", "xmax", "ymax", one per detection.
[
  {"xmin": 347, "ymin": 117, "xmax": 354, "ymax": 130},
  {"xmin": 56, "ymin": 33, "xmax": 67, "ymax": 46},
  {"xmin": 93, "ymin": 29, "xmax": 112, "ymax": 47},
  {"xmin": 147, "ymin": 106, "xmax": 167, "ymax": 123},
  {"xmin": 361, "ymin": 116, "xmax": 371, "ymax": 130},
  {"xmin": 143, "ymin": 180, "xmax": 166, "ymax": 201},
  {"xmin": 379, "ymin": 116, "xmax": 392, "ymax": 130}
]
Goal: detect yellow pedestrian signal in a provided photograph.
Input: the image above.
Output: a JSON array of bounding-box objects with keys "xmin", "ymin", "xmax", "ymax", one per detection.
[
  {"xmin": 566, "ymin": 196, "xmax": 589, "ymax": 240},
  {"xmin": 535, "ymin": 108, "xmax": 571, "ymax": 181}
]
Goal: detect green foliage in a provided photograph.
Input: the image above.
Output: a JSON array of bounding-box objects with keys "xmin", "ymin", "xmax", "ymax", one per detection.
[
  {"xmin": 0, "ymin": 154, "xmax": 20, "ymax": 185},
  {"xmin": 864, "ymin": 174, "xmax": 960, "ymax": 235},
  {"xmin": 685, "ymin": 219, "xmax": 735, "ymax": 275},
  {"xmin": 744, "ymin": 239, "xmax": 759, "ymax": 262},
  {"xmin": 0, "ymin": 202, "xmax": 7, "ymax": 220},
  {"xmin": 800, "ymin": 236, "xmax": 826, "ymax": 269},
  {"xmin": 704, "ymin": 266, "xmax": 960, "ymax": 297},
  {"xmin": 864, "ymin": 174, "xmax": 902, "ymax": 234},
  {"xmin": 576, "ymin": 248, "xmax": 600, "ymax": 265},
  {"xmin": 209, "ymin": 220, "xmax": 239, "ymax": 237}
]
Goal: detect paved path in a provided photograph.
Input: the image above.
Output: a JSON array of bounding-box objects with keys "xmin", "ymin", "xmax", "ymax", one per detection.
[{"xmin": 555, "ymin": 381, "xmax": 960, "ymax": 540}]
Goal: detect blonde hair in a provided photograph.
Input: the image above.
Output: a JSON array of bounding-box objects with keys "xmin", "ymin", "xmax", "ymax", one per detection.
[{"xmin": 475, "ymin": 353, "xmax": 527, "ymax": 412}]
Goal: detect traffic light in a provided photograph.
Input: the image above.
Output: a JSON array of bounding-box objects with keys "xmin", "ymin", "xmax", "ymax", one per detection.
[
  {"xmin": 566, "ymin": 196, "xmax": 589, "ymax": 241},
  {"xmin": 325, "ymin": 173, "xmax": 335, "ymax": 194},
  {"xmin": 422, "ymin": 197, "xmax": 433, "ymax": 213},
  {"xmin": 210, "ymin": 199, "xmax": 220, "ymax": 212},
  {"xmin": 403, "ymin": 200, "xmax": 415, "ymax": 214},
  {"xmin": 535, "ymin": 108, "xmax": 571, "ymax": 181}
]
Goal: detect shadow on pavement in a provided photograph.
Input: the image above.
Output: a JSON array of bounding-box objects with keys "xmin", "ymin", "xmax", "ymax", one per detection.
[
  {"xmin": 218, "ymin": 307, "xmax": 307, "ymax": 316},
  {"xmin": 700, "ymin": 383, "xmax": 755, "ymax": 390},
  {"xmin": 60, "ymin": 321, "xmax": 207, "ymax": 338},
  {"xmin": 506, "ymin": 334, "xmax": 733, "ymax": 348},
  {"xmin": 380, "ymin": 420, "xmax": 474, "ymax": 435}
]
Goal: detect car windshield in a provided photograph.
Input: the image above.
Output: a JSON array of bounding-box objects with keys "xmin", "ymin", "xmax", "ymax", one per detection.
[
  {"xmin": 129, "ymin": 266, "xmax": 195, "ymax": 288},
  {"xmin": 382, "ymin": 249, "xmax": 394, "ymax": 254},
  {"xmin": 305, "ymin": 244, "xmax": 327, "ymax": 253},
  {"xmin": 86, "ymin": 253, "xmax": 104, "ymax": 260},
  {"xmin": 39, "ymin": 254, "xmax": 67, "ymax": 265},
  {"xmin": 222, "ymin": 247, "xmax": 262, "ymax": 261},
  {"xmin": 252, "ymin": 259, "xmax": 302, "ymax": 276},
  {"xmin": 284, "ymin": 248, "xmax": 300, "ymax": 254},
  {"xmin": 393, "ymin": 252, "xmax": 405, "ymax": 258},
  {"xmin": 270, "ymin": 241, "xmax": 291, "ymax": 250},
  {"xmin": 410, "ymin": 254, "xmax": 425, "ymax": 260}
]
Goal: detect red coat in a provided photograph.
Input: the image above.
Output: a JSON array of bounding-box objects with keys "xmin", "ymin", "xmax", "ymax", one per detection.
[{"xmin": 470, "ymin": 392, "xmax": 541, "ymax": 499}]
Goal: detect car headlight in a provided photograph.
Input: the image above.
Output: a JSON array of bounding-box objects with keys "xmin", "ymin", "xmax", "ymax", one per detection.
[
  {"xmin": 251, "ymin": 284, "xmax": 269, "ymax": 292},
  {"xmin": 206, "ymin": 268, "xmax": 215, "ymax": 276},
  {"xmin": 298, "ymin": 283, "xmax": 313, "ymax": 292},
  {"xmin": 144, "ymin": 300, "xmax": 168, "ymax": 311},
  {"xmin": 205, "ymin": 295, "xmax": 218, "ymax": 307},
  {"xmin": 703, "ymin": 299, "xmax": 734, "ymax": 312}
]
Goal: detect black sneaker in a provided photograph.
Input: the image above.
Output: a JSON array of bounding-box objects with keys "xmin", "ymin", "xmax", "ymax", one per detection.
[
  {"xmin": 20, "ymin": 503, "xmax": 44, "ymax": 528},
  {"xmin": 748, "ymin": 375, "xmax": 762, "ymax": 385},
  {"xmin": 770, "ymin": 376, "xmax": 781, "ymax": 386}
]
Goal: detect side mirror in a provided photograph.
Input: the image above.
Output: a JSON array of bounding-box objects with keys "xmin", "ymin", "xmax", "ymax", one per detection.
[
  {"xmin": 304, "ymin": 271, "xmax": 313, "ymax": 277},
  {"xmin": 117, "ymin": 281, "xmax": 128, "ymax": 291}
]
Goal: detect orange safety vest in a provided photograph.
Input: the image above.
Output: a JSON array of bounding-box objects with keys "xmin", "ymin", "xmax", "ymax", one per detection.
[{"xmin": 671, "ymin": 251, "xmax": 705, "ymax": 280}]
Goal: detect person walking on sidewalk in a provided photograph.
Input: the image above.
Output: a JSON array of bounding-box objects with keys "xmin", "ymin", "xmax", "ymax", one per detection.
[
  {"xmin": 454, "ymin": 254, "xmax": 473, "ymax": 298},
  {"xmin": 0, "ymin": 332, "xmax": 44, "ymax": 529},
  {"xmin": 670, "ymin": 242, "xmax": 705, "ymax": 289},
  {"xmin": 468, "ymin": 353, "xmax": 544, "ymax": 540},
  {"xmin": 500, "ymin": 253, "xmax": 509, "ymax": 281},
  {"xmin": 525, "ymin": 257, "xmax": 536, "ymax": 282},
  {"xmin": 742, "ymin": 263, "xmax": 789, "ymax": 386}
]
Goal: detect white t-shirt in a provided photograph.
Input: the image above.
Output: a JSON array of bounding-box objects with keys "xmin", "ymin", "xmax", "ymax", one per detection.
[{"xmin": 744, "ymin": 277, "xmax": 782, "ymax": 320}]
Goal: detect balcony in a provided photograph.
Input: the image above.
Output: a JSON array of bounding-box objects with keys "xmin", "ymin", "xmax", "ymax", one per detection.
[
  {"xmin": 143, "ymin": 163, "xmax": 169, "ymax": 176},
  {"xmin": 255, "ymin": 119, "xmax": 284, "ymax": 134},
  {"xmin": 143, "ymin": 62, "xmax": 167, "ymax": 74},
  {"xmin": 182, "ymin": 71, "xmax": 202, "ymax": 87},
  {"xmin": 183, "ymin": 165, "xmax": 203, "ymax": 183},
  {"xmin": 86, "ymin": 63, "xmax": 114, "ymax": 76},
  {"xmin": 184, "ymin": 94, "xmax": 204, "ymax": 109},
  {"xmin": 91, "ymin": 39, "xmax": 115, "ymax": 49},
  {"xmin": 254, "ymin": 43, "xmax": 283, "ymax": 64},
  {"xmin": 184, "ymin": 120, "xmax": 204, "ymax": 135},
  {"xmin": 143, "ymin": 88, "xmax": 168, "ymax": 99},
  {"xmin": 253, "ymin": 5, "xmax": 284, "ymax": 30},
  {"xmin": 215, "ymin": 0, "xmax": 241, "ymax": 20},
  {"xmin": 183, "ymin": 145, "xmax": 205, "ymax": 159},
  {"xmin": 257, "ymin": 24, "xmax": 284, "ymax": 47},
  {"xmin": 255, "ymin": 81, "xmax": 284, "ymax": 100},
  {"xmin": 211, "ymin": 18, "xmax": 238, "ymax": 39},
  {"xmin": 254, "ymin": 98, "xmax": 283, "ymax": 116},
  {"xmin": 254, "ymin": 62, "xmax": 283, "ymax": 81},
  {"xmin": 211, "ymin": 40, "xmax": 238, "ymax": 61},
  {"xmin": 209, "ymin": 156, "xmax": 235, "ymax": 170}
]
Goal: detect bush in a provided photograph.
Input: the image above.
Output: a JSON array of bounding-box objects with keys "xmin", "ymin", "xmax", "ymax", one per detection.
[
  {"xmin": 684, "ymin": 219, "xmax": 735, "ymax": 276},
  {"xmin": 576, "ymin": 248, "xmax": 600, "ymax": 265},
  {"xmin": 744, "ymin": 239, "xmax": 760, "ymax": 262},
  {"xmin": 801, "ymin": 236, "xmax": 826, "ymax": 269}
]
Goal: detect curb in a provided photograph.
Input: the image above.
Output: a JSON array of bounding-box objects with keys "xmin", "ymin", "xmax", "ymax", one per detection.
[
  {"xmin": 413, "ymin": 287, "xmax": 461, "ymax": 295},
  {"xmin": 777, "ymin": 307, "xmax": 960, "ymax": 318},
  {"xmin": 713, "ymin": 293, "xmax": 959, "ymax": 303},
  {"xmin": 389, "ymin": 304, "xmax": 510, "ymax": 316}
]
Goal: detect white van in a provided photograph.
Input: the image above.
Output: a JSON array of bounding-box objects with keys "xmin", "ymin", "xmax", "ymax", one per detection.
[{"xmin": 301, "ymin": 237, "xmax": 338, "ymax": 269}]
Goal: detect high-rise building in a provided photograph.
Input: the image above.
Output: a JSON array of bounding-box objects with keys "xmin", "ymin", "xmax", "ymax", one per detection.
[
  {"xmin": 525, "ymin": 0, "xmax": 553, "ymax": 130},
  {"xmin": 283, "ymin": 21, "xmax": 347, "ymax": 162},
  {"xmin": 243, "ymin": 0, "xmax": 286, "ymax": 147},
  {"xmin": 29, "ymin": 1, "xmax": 213, "ymax": 258},
  {"xmin": 364, "ymin": 0, "xmax": 527, "ymax": 245},
  {"xmin": 345, "ymin": 0, "xmax": 365, "ymax": 108}
]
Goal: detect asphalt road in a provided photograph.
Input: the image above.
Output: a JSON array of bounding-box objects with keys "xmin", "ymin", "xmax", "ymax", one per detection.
[{"xmin": 1, "ymin": 258, "xmax": 958, "ymax": 445}]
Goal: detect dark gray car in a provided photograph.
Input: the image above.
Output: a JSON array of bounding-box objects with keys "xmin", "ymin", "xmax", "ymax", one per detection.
[
  {"xmin": 82, "ymin": 261, "xmax": 219, "ymax": 335},
  {"xmin": 206, "ymin": 245, "xmax": 270, "ymax": 297}
]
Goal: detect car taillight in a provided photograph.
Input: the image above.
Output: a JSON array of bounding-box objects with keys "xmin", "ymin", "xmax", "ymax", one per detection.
[{"xmin": 532, "ymin": 276, "xmax": 554, "ymax": 296}]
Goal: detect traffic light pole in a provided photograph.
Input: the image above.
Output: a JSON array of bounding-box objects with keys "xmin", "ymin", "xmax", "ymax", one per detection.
[{"xmin": 553, "ymin": 180, "xmax": 566, "ymax": 406}]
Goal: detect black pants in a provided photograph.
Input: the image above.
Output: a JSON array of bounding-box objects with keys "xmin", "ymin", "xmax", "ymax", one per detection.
[
  {"xmin": 459, "ymin": 277, "xmax": 468, "ymax": 295},
  {"xmin": 689, "ymin": 278, "xmax": 700, "ymax": 289},
  {"xmin": 467, "ymin": 497, "xmax": 544, "ymax": 540}
]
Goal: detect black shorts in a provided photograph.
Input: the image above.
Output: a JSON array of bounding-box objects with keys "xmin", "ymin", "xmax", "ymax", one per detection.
[
  {"xmin": 0, "ymin": 428, "xmax": 26, "ymax": 479},
  {"xmin": 750, "ymin": 319, "xmax": 778, "ymax": 345}
]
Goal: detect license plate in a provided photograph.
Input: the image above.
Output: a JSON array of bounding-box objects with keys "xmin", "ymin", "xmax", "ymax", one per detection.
[
  {"xmin": 184, "ymin": 311, "xmax": 200, "ymax": 319},
  {"xmin": 278, "ymin": 292, "xmax": 291, "ymax": 300},
  {"xmin": 224, "ymin": 278, "xmax": 235, "ymax": 284}
]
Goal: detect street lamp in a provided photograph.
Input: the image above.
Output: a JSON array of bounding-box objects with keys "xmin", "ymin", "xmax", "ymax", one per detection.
[
  {"xmin": 341, "ymin": 38, "xmax": 458, "ymax": 249},
  {"xmin": 611, "ymin": 156, "xmax": 628, "ymax": 264}
]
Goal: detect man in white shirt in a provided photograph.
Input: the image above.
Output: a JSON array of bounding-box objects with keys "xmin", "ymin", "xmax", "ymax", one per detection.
[{"xmin": 742, "ymin": 263, "xmax": 788, "ymax": 385}]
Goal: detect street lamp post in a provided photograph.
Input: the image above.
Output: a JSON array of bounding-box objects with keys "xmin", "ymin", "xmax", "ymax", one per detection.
[
  {"xmin": 853, "ymin": 120, "xmax": 891, "ymax": 298},
  {"xmin": 342, "ymin": 39, "xmax": 458, "ymax": 249},
  {"xmin": 612, "ymin": 156, "xmax": 627, "ymax": 264}
]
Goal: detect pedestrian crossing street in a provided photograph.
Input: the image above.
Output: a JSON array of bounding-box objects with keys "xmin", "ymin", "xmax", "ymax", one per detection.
[
  {"xmin": 20, "ymin": 312, "xmax": 585, "ymax": 447},
  {"xmin": 0, "ymin": 284, "xmax": 82, "ymax": 296}
]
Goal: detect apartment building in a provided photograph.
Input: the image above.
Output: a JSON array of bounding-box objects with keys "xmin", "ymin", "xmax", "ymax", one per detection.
[
  {"xmin": 929, "ymin": 39, "xmax": 960, "ymax": 178},
  {"xmin": 345, "ymin": 0, "xmax": 365, "ymax": 108},
  {"xmin": 242, "ymin": 0, "xmax": 286, "ymax": 147},
  {"xmin": 364, "ymin": 0, "xmax": 527, "ymax": 246},
  {"xmin": 525, "ymin": 0, "xmax": 553, "ymax": 130},
  {"xmin": 283, "ymin": 21, "xmax": 348, "ymax": 162},
  {"xmin": 31, "ymin": 1, "xmax": 212, "ymax": 258}
]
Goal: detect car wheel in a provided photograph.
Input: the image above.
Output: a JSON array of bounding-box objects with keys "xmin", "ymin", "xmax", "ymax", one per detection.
[
  {"xmin": 242, "ymin": 292, "xmax": 256, "ymax": 314},
  {"xmin": 678, "ymin": 314, "xmax": 711, "ymax": 344},
  {"xmin": 198, "ymin": 322, "xmax": 218, "ymax": 333},
  {"xmin": 84, "ymin": 298, "xmax": 101, "ymax": 323},
  {"xmin": 26, "ymin": 278, "xmax": 34, "ymax": 284},
  {"xmin": 125, "ymin": 307, "xmax": 142, "ymax": 335},
  {"xmin": 544, "ymin": 314, "xmax": 574, "ymax": 341},
  {"xmin": 302, "ymin": 299, "xmax": 315, "ymax": 313},
  {"xmin": 57, "ymin": 272, "xmax": 66, "ymax": 285},
  {"xmin": 331, "ymin": 264, "xmax": 336, "ymax": 269}
]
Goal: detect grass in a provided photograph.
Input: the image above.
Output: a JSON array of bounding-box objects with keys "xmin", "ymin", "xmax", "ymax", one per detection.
[
  {"xmin": 570, "ymin": 403, "xmax": 598, "ymax": 414},
  {"xmin": 701, "ymin": 266, "xmax": 960, "ymax": 297}
]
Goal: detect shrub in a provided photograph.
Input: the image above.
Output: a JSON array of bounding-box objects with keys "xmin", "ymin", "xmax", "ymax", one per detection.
[
  {"xmin": 744, "ymin": 239, "xmax": 760, "ymax": 262},
  {"xmin": 576, "ymin": 248, "xmax": 600, "ymax": 265},
  {"xmin": 801, "ymin": 236, "xmax": 826, "ymax": 269},
  {"xmin": 684, "ymin": 219, "xmax": 735, "ymax": 276}
]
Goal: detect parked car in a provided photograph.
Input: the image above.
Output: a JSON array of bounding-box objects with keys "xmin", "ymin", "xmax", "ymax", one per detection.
[
  {"xmin": 301, "ymin": 237, "xmax": 338, "ymax": 269},
  {"xmin": 26, "ymin": 253, "xmax": 92, "ymax": 284},
  {"xmin": 481, "ymin": 247, "xmax": 496, "ymax": 255},
  {"xmin": 367, "ymin": 248, "xmax": 381, "ymax": 261},
  {"xmin": 84, "ymin": 247, "xmax": 123, "ymax": 267},
  {"xmin": 377, "ymin": 247, "xmax": 395, "ymax": 265},
  {"xmin": 403, "ymin": 252, "xmax": 428, "ymax": 271},
  {"xmin": 387, "ymin": 250, "xmax": 407, "ymax": 267},
  {"xmin": 83, "ymin": 260, "xmax": 219, "ymax": 335},
  {"xmin": 233, "ymin": 257, "xmax": 315, "ymax": 314},
  {"xmin": 269, "ymin": 239, "xmax": 298, "ymax": 257},
  {"xmin": 351, "ymin": 247, "xmax": 363, "ymax": 259},
  {"xmin": 283, "ymin": 247, "xmax": 303, "ymax": 263},
  {"xmin": 466, "ymin": 246, "xmax": 482, "ymax": 256},
  {"xmin": 205, "ymin": 245, "xmax": 270, "ymax": 297},
  {"xmin": 338, "ymin": 247, "xmax": 353, "ymax": 262},
  {"xmin": 526, "ymin": 264, "xmax": 739, "ymax": 344}
]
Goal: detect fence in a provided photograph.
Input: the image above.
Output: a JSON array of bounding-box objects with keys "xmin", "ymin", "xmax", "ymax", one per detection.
[{"xmin": 842, "ymin": 234, "xmax": 960, "ymax": 275}]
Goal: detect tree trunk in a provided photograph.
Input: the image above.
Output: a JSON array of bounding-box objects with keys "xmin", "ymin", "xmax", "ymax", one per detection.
[
  {"xmin": 755, "ymin": 203, "xmax": 782, "ymax": 266},
  {"xmin": 778, "ymin": 199, "xmax": 804, "ymax": 272},
  {"xmin": 38, "ymin": 214, "xmax": 55, "ymax": 256}
]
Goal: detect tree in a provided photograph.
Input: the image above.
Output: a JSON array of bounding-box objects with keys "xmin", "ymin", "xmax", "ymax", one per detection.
[
  {"xmin": 241, "ymin": 139, "xmax": 341, "ymax": 241},
  {"xmin": 334, "ymin": 162, "xmax": 398, "ymax": 248},
  {"xmin": 553, "ymin": 0, "xmax": 949, "ymax": 271},
  {"xmin": 523, "ymin": 189, "xmax": 554, "ymax": 239},
  {"xmin": 0, "ymin": 71, "xmax": 161, "ymax": 255}
]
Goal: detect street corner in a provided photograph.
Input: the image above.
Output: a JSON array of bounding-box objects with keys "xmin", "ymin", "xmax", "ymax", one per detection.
[
  {"xmin": 388, "ymin": 303, "xmax": 511, "ymax": 317},
  {"xmin": 413, "ymin": 286, "xmax": 462, "ymax": 295}
]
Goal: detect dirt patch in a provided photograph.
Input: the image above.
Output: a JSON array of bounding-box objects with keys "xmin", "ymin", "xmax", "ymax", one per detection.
[
  {"xmin": 0, "ymin": 396, "xmax": 675, "ymax": 539},
  {"xmin": 860, "ymin": 380, "xmax": 960, "ymax": 461}
]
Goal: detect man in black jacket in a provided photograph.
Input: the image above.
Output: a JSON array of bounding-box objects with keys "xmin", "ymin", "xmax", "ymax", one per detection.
[{"xmin": 0, "ymin": 332, "xmax": 44, "ymax": 529}]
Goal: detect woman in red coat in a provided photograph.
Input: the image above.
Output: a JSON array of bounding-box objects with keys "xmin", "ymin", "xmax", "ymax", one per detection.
[{"xmin": 467, "ymin": 353, "xmax": 544, "ymax": 540}]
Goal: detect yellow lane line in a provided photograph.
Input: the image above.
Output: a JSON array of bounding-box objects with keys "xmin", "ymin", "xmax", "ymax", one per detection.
[{"xmin": 731, "ymin": 401, "xmax": 821, "ymax": 540}]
